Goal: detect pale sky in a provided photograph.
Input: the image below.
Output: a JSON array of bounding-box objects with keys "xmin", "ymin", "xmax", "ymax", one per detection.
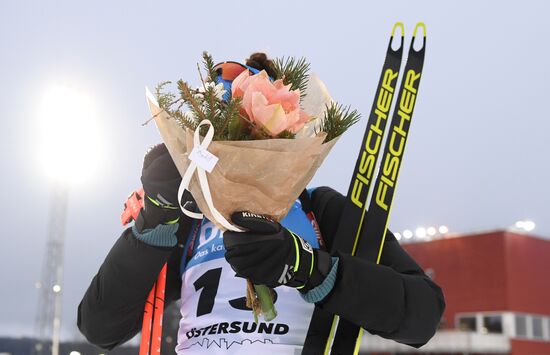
[{"xmin": 1, "ymin": 0, "xmax": 549, "ymax": 340}]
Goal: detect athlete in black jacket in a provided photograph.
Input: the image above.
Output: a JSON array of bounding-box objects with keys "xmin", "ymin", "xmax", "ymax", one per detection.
[{"xmin": 77, "ymin": 143, "xmax": 445, "ymax": 353}]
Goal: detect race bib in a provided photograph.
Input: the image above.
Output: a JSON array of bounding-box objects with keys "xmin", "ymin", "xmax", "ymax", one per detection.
[{"xmin": 176, "ymin": 203, "xmax": 320, "ymax": 355}]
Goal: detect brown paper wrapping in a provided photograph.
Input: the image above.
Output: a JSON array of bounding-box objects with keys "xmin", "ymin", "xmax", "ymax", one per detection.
[{"xmin": 146, "ymin": 91, "xmax": 337, "ymax": 230}]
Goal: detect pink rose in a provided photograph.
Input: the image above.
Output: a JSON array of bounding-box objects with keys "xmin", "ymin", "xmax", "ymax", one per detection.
[{"xmin": 232, "ymin": 70, "xmax": 310, "ymax": 136}]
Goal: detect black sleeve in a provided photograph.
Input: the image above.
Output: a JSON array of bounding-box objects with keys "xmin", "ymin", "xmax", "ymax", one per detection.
[
  {"xmin": 77, "ymin": 227, "xmax": 185, "ymax": 350},
  {"xmin": 310, "ymin": 186, "xmax": 445, "ymax": 347}
]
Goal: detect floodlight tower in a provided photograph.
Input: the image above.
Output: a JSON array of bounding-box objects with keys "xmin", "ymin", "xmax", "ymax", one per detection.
[
  {"xmin": 32, "ymin": 84, "xmax": 101, "ymax": 355},
  {"xmin": 33, "ymin": 182, "xmax": 68, "ymax": 355}
]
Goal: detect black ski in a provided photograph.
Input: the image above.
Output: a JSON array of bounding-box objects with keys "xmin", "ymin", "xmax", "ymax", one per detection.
[
  {"xmin": 301, "ymin": 22, "xmax": 405, "ymax": 355},
  {"xmin": 330, "ymin": 23, "xmax": 427, "ymax": 355}
]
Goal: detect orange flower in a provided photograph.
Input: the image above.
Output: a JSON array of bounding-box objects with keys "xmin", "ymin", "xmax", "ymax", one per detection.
[{"xmin": 232, "ymin": 70, "xmax": 310, "ymax": 136}]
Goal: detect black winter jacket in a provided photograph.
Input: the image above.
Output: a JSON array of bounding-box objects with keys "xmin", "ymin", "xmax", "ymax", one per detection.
[{"xmin": 78, "ymin": 186, "xmax": 445, "ymax": 350}]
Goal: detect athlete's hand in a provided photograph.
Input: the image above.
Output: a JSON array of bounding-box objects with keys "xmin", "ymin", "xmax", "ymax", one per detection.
[
  {"xmin": 223, "ymin": 211, "xmax": 332, "ymax": 292},
  {"xmin": 136, "ymin": 143, "xmax": 195, "ymax": 232},
  {"xmin": 141, "ymin": 143, "xmax": 182, "ymax": 206}
]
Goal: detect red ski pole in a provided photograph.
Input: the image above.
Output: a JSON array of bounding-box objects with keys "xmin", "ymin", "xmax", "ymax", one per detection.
[
  {"xmin": 121, "ymin": 188, "xmax": 168, "ymax": 355},
  {"xmin": 150, "ymin": 264, "xmax": 167, "ymax": 354},
  {"xmin": 140, "ymin": 264, "xmax": 167, "ymax": 355},
  {"xmin": 139, "ymin": 282, "xmax": 156, "ymax": 355}
]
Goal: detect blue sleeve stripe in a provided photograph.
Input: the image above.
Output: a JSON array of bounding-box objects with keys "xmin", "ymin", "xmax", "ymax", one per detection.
[
  {"xmin": 132, "ymin": 223, "xmax": 179, "ymax": 247},
  {"xmin": 300, "ymin": 257, "xmax": 339, "ymax": 304}
]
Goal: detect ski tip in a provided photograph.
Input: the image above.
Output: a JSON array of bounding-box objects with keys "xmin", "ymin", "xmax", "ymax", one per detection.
[
  {"xmin": 390, "ymin": 22, "xmax": 405, "ymax": 52},
  {"xmin": 391, "ymin": 22, "xmax": 404, "ymax": 38},
  {"xmin": 412, "ymin": 23, "xmax": 427, "ymax": 52},
  {"xmin": 413, "ymin": 22, "xmax": 427, "ymax": 38}
]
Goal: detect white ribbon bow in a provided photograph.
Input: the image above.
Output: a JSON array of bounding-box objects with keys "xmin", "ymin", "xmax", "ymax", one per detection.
[{"xmin": 177, "ymin": 119, "xmax": 243, "ymax": 232}]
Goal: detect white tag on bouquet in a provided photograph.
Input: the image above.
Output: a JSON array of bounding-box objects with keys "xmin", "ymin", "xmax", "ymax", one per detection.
[{"xmin": 189, "ymin": 146, "xmax": 219, "ymax": 173}]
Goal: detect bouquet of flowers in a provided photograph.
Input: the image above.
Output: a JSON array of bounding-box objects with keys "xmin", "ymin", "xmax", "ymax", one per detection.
[{"xmin": 145, "ymin": 52, "xmax": 359, "ymax": 321}]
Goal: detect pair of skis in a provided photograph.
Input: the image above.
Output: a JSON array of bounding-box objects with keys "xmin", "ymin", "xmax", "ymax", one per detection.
[{"xmin": 302, "ymin": 22, "xmax": 426, "ymax": 355}]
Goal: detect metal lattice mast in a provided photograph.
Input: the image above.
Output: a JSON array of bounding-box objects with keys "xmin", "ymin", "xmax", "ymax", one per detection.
[{"xmin": 33, "ymin": 181, "xmax": 68, "ymax": 355}]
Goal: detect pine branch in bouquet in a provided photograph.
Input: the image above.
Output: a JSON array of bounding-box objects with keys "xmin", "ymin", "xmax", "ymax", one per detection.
[
  {"xmin": 201, "ymin": 87, "xmax": 243, "ymax": 141},
  {"xmin": 171, "ymin": 107, "xmax": 199, "ymax": 131},
  {"xmin": 155, "ymin": 81, "xmax": 177, "ymax": 108},
  {"xmin": 198, "ymin": 53, "xmax": 248, "ymax": 140},
  {"xmin": 225, "ymin": 97, "xmax": 246, "ymax": 140},
  {"xmin": 272, "ymin": 57, "xmax": 310, "ymax": 99},
  {"xmin": 153, "ymin": 81, "xmax": 197, "ymax": 130},
  {"xmin": 177, "ymin": 80, "xmax": 206, "ymax": 121},
  {"xmin": 204, "ymin": 87, "xmax": 218, "ymax": 127},
  {"xmin": 202, "ymin": 51, "xmax": 219, "ymax": 82},
  {"xmin": 319, "ymin": 102, "xmax": 361, "ymax": 142}
]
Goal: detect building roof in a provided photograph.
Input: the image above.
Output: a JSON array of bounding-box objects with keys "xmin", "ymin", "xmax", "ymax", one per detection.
[{"xmin": 402, "ymin": 230, "xmax": 550, "ymax": 320}]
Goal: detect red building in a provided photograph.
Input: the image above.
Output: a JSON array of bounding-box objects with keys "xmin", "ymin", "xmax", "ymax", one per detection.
[{"xmin": 360, "ymin": 229, "xmax": 550, "ymax": 355}]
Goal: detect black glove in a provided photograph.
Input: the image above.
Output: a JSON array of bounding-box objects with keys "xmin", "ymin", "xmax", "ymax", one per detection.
[
  {"xmin": 223, "ymin": 211, "xmax": 332, "ymax": 292},
  {"xmin": 136, "ymin": 143, "xmax": 195, "ymax": 232}
]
